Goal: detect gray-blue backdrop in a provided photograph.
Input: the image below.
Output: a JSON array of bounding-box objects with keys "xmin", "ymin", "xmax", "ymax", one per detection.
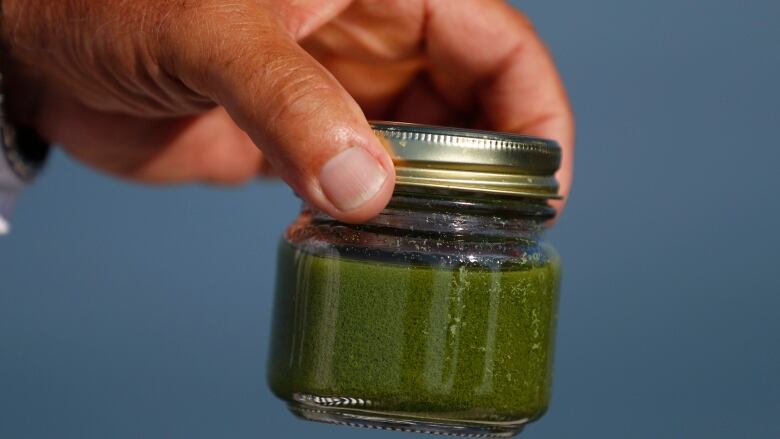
[{"xmin": 2, "ymin": 0, "xmax": 778, "ymax": 437}]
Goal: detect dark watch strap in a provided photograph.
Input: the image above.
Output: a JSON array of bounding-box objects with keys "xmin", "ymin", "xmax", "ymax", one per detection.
[
  {"xmin": 0, "ymin": 40, "xmax": 50, "ymax": 182},
  {"xmin": 0, "ymin": 3, "xmax": 51, "ymax": 234},
  {"xmin": 0, "ymin": 120, "xmax": 50, "ymax": 182}
]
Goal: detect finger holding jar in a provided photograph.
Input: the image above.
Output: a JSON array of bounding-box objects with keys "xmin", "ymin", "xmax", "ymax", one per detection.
[{"xmin": 2, "ymin": 0, "xmax": 573, "ymax": 222}]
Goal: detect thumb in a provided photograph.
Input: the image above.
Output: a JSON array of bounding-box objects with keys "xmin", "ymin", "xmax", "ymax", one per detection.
[{"xmin": 162, "ymin": 3, "xmax": 394, "ymax": 223}]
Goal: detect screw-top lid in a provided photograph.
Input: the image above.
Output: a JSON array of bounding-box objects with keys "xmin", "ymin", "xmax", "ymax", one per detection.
[{"xmin": 371, "ymin": 121, "xmax": 561, "ymax": 199}]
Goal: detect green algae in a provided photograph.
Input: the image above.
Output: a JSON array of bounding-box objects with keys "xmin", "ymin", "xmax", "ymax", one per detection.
[{"xmin": 268, "ymin": 240, "xmax": 560, "ymax": 422}]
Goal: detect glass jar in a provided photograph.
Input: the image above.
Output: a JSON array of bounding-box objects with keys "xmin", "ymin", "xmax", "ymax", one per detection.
[{"xmin": 268, "ymin": 122, "xmax": 562, "ymax": 437}]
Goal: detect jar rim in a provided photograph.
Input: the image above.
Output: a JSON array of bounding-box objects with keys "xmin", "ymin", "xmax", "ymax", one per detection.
[{"xmin": 371, "ymin": 121, "xmax": 561, "ymax": 199}]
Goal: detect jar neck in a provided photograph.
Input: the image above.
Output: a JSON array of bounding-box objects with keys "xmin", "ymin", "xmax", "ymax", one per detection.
[{"xmin": 308, "ymin": 190, "xmax": 554, "ymax": 240}]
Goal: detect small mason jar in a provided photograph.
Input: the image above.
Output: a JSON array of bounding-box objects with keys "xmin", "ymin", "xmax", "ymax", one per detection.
[{"xmin": 268, "ymin": 122, "xmax": 562, "ymax": 437}]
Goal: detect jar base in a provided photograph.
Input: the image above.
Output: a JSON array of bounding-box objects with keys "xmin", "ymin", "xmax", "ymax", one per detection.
[{"xmin": 287, "ymin": 401, "xmax": 527, "ymax": 438}]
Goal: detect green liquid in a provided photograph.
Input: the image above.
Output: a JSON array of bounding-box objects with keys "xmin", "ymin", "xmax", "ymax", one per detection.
[{"xmin": 268, "ymin": 241, "xmax": 560, "ymax": 422}]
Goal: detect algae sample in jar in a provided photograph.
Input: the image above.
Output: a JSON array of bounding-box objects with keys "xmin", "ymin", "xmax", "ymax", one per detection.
[{"xmin": 268, "ymin": 122, "xmax": 563, "ymax": 437}]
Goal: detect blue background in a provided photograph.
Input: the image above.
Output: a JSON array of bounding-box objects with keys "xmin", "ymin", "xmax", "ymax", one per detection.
[{"xmin": 2, "ymin": 0, "xmax": 779, "ymax": 437}]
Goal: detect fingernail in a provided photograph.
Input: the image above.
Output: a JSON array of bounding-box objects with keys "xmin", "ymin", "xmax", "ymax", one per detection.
[{"xmin": 319, "ymin": 146, "xmax": 388, "ymax": 211}]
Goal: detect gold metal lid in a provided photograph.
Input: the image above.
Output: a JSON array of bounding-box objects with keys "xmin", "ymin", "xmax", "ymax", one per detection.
[{"xmin": 371, "ymin": 121, "xmax": 561, "ymax": 199}]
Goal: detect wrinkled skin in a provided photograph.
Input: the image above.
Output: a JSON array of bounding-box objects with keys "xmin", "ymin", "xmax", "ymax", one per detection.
[{"xmin": 2, "ymin": 0, "xmax": 573, "ymax": 222}]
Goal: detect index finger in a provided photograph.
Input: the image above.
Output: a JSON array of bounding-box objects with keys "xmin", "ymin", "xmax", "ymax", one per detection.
[{"xmin": 425, "ymin": 0, "xmax": 574, "ymax": 209}]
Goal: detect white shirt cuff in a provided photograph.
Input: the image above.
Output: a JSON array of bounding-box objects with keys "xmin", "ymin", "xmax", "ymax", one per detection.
[
  {"xmin": 0, "ymin": 191, "xmax": 16, "ymax": 234},
  {"xmin": 0, "ymin": 152, "xmax": 25, "ymax": 236}
]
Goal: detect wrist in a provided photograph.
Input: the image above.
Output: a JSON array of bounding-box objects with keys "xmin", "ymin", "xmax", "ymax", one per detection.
[
  {"xmin": 1, "ymin": 0, "xmax": 45, "ymax": 132},
  {"xmin": 0, "ymin": 7, "xmax": 49, "ymax": 181}
]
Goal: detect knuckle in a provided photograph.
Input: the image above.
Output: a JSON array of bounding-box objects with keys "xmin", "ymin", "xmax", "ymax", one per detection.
[
  {"xmin": 157, "ymin": 0, "xmax": 282, "ymax": 90},
  {"xmin": 160, "ymin": 0, "xmax": 271, "ymax": 54},
  {"xmin": 265, "ymin": 60, "xmax": 331, "ymax": 119}
]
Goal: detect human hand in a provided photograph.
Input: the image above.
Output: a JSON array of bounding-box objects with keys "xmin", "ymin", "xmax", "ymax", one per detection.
[{"xmin": 2, "ymin": 0, "xmax": 573, "ymax": 222}]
